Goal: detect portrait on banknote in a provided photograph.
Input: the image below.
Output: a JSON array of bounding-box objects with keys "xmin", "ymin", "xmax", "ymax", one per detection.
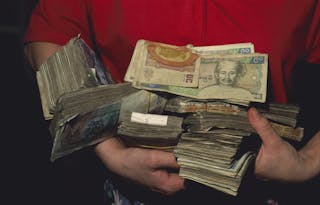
[
  {"xmin": 196, "ymin": 55, "xmax": 268, "ymax": 102},
  {"xmin": 199, "ymin": 59, "xmax": 252, "ymax": 98}
]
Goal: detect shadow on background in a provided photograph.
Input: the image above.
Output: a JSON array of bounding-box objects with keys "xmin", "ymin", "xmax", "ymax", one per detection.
[{"xmin": 2, "ymin": 1, "xmax": 106, "ymax": 204}]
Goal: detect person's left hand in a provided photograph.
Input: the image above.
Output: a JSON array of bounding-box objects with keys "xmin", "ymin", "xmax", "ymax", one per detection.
[{"xmin": 247, "ymin": 107, "xmax": 312, "ymax": 182}]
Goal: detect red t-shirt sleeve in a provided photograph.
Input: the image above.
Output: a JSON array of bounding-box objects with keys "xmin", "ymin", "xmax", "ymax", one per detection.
[
  {"xmin": 306, "ymin": 2, "xmax": 320, "ymax": 64},
  {"xmin": 24, "ymin": 0, "xmax": 93, "ymax": 47}
]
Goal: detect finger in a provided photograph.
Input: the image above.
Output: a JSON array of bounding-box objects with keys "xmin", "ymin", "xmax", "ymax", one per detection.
[
  {"xmin": 164, "ymin": 173, "xmax": 185, "ymax": 194},
  {"xmin": 152, "ymin": 171, "xmax": 185, "ymax": 195},
  {"xmin": 148, "ymin": 150, "xmax": 180, "ymax": 169},
  {"xmin": 248, "ymin": 107, "xmax": 282, "ymax": 146}
]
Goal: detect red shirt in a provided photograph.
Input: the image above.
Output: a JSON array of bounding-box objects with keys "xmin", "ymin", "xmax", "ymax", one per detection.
[{"xmin": 24, "ymin": 0, "xmax": 320, "ymax": 103}]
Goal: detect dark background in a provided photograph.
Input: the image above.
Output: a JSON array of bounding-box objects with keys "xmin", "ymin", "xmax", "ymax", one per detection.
[
  {"xmin": 2, "ymin": 0, "xmax": 46, "ymax": 204},
  {"xmin": 1, "ymin": 1, "xmax": 319, "ymax": 204},
  {"xmin": 2, "ymin": 1, "xmax": 106, "ymax": 204}
]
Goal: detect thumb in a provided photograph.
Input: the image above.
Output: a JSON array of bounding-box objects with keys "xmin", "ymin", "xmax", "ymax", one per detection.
[
  {"xmin": 150, "ymin": 150, "xmax": 180, "ymax": 169},
  {"xmin": 248, "ymin": 107, "xmax": 282, "ymax": 147}
]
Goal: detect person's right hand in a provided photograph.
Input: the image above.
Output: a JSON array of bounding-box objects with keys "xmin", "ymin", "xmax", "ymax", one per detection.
[{"xmin": 95, "ymin": 137, "xmax": 185, "ymax": 195}]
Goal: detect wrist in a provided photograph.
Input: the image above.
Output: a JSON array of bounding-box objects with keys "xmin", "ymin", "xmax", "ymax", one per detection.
[
  {"xmin": 95, "ymin": 137, "xmax": 127, "ymax": 171},
  {"xmin": 95, "ymin": 137, "xmax": 126, "ymax": 157},
  {"xmin": 298, "ymin": 131, "xmax": 320, "ymax": 180}
]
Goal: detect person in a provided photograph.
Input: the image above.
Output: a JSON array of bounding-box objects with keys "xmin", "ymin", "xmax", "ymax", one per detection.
[
  {"xmin": 199, "ymin": 59, "xmax": 253, "ymax": 99},
  {"xmin": 24, "ymin": 0, "xmax": 320, "ymax": 204}
]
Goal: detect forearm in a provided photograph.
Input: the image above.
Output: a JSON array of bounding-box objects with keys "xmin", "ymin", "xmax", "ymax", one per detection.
[
  {"xmin": 24, "ymin": 42, "xmax": 61, "ymax": 71},
  {"xmin": 94, "ymin": 137, "xmax": 127, "ymax": 172},
  {"xmin": 298, "ymin": 131, "xmax": 320, "ymax": 180}
]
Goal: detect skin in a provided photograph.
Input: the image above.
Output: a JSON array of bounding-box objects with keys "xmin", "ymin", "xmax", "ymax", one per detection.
[
  {"xmin": 248, "ymin": 107, "xmax": 320, "ymax": 182},
  {"xmin": 25, "ymin": 42, "xmax": 320, "ymax": 194},
  {"xmin": 95, "ymin": 137, "xmax": 184, "ymax": 195}
]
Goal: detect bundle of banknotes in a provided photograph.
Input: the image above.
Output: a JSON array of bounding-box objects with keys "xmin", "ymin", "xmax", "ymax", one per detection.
[
  {"xmin": 165, "ymin": 96, "xmax": 303, "ymax": 141},
  {"xmin": 36, "ymin": 36, "xmax": 170, "ymax": 161},
  {"xmin": 117, "ymin": 112, "xmax": 184, "ymax": 151},
  {"xmin": 125, "ymin": 39, "xmax": 268, "ymax": 104},
  {"xmin": 50, "ymin": 84, "xmax": 168, "ymax": 161},
  {"xmin": 49, "ymin": 83, "xmax": 136, "ymax": 161},
  {"xmin": 36, "ymin": 35, "xmax": 114, "ymax": 120},
  {"xmin": 164, "ymin": 96, "xmax": 303, "ymax": 196},
  {"xmin": 175, "ymin": 133, "xmax": 255, "ymax": 196}
]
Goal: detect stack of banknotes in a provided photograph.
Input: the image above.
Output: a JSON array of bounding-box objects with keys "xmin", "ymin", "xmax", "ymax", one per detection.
[
  {"xmin": 125, "ymin": 39, "xmax": 268, "ymax": 104},
  {"xmin": 49, "ymin": 83, "xmax": 136, "ymax": 161},
  {"xmin": 50, "ymin": 84, "xmax": 168, "ymax": 161},
  {"xmin": 164, "ymin": 96, "xmax": 303, "ymax": 196},
  {"xmin": 117, "ymin": 112, "xmax": 184, "ymax": 151},
  {"xmin": 36, "ymin": 35, "xmax": 114, "ymax": 120}
]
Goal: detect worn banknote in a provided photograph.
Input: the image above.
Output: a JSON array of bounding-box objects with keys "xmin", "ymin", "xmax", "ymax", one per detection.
[
  {"xmin": 125, "ymin": 40, "xmax": 255, "ymax": 88},
  {"xmin": 51, "ymin": 101, "xmax": 121, "ymax": 161},
  {"xmin": 191, "ymin": 42, "xmax": 254, "ymax": 55},
  {"xmin": 126, "ymin": 40, "xmax": 201, "ymax": 87},
  {"xmin": 37, "ymin": 35, "xmax": 113, "ymax": 120},
  {"xmin": 49, "ymin": 83, "xmax": 138, "ymax": 161},
  {"xmin": 175, "ymin": 130, "xmax": 255, "ymax": 196},
  {"xmin": 134, "ymin": 53, "xmax": 268, "ymax": 103},
  {"xmin": 119, "ymin": 90, "xmax": 168, "ymax": 122},
  {"xmin": 118, "ymin": 112, "xmax": 184, "ymax": 150}
]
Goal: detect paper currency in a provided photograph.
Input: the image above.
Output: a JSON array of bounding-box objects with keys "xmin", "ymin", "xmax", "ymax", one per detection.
[
  {"xmin": 191, "ymin": 42, "xmax": 254, "ymax": 55},
  {"xmin": 37, "ymin": 35, "xmax": 113, "ymax": 120},
  {"xmin": 184, "ymin": 112, "xmax": 303, "ymax": 141},
  {"xmin": 126, "ymin": 41, "xmax": 254, "ymax": 82},
  {"xmin": 175, "ymin": 100, "xmax": 303, "ymax": 195},
  {"xmin": 117, "ymin": 112, "xmax": 184, "ymax": 150},
  {"xmin": 36, "ymin": 36, "xmax": 306, "ymax": 198},
  {"xmin": 51, "ymin": 101, "xmax": 120, "ymax": 161},
  {"xmin": 126, "ymin": 40, "xmax": 256, "ymax": 88},
  {"xmin": 174, "ymin": 131, "xmax": 255, "ymax": 196},
  {"xmin": 178, "ymin": 152, "xmax": 255, "ymax": 196},
  {"xmin": 126, "ymin": 39, "xmax": 201, "ymax": 87},
  {"xmin": 268, "ymin": 102, "xmax": 300, "ymax": 119},
  {"xmin": 50, "ymin": 83, "xmax": 138, "ymax": 161},
  {"xmin": 125, "ymin": 39, "xmax": 266, "ymax": 103},
  {"xmin": 165, "ymin": 96, "xmax": 299, "ymax": 127},
  {"xmin": 165, "ymin": 96, "xmax": 248, "ymax": 115},
  {"xmin": 119, "ymin": 90, "xmax": 168, "ymax": 122},
  {"xmin": 133, "ymin": 53, "xmax": 268, "ymax": 103},
  {"xmin": 170, "ymin": 97, "xmax": 303, "ymax": 196}
]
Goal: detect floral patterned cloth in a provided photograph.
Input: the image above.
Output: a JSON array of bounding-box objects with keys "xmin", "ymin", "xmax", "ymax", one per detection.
[
  {"xmin": 104, "ymin": 179, "xmax": 145, "ymax": 205},
  {"xmin": 103, "ymin": 178, "xmax": 281, "ymax": 205}
]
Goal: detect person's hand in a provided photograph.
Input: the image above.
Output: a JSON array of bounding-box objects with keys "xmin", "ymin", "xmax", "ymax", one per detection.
[
  {"xmin": 248, "ymin": 107, "xmax": 319, "ymax": 182},
  {"xmin": 95, "ymin": 137, "xmax": 185, "ymax": 195}
]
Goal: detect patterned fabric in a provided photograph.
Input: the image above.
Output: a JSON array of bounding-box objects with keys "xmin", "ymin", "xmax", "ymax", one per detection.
[
  {"xmin": 104, "ymin": 178, "xmax": 281, "ymax": 205},
  {"xmin": 104, "ymin": 179, "xmax": 145, "ymax": 205},
  {"xmin": 266, "ymin": 199, "xmax": 279, "ymax": 205}
]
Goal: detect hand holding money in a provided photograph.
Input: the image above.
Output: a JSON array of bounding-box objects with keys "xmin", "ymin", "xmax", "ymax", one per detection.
[
  {"xmin": 95, "ymin": 137, "xmax": 185, "ymax": 195},
  {"xmin": 248, "ymin": 108, "xmax": 312, "ymax": 182}
]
